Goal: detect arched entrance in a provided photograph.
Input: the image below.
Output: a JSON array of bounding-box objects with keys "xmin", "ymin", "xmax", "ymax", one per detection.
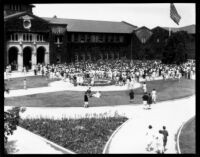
[
  {"xmin": 37, "ymin": 46, "xmax": 45, "ymax": 64},
  {"xmin": 8, "ymin": 47, "xmax": 18, "ymax": 70},
  {"xmin": 23, "ymin": 47, "xmax": 32, "ymax": 69}
]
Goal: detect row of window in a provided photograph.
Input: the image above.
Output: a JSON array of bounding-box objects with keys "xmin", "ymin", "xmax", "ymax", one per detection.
[
  {"xmin": 10, "ymin": 4, "xmax": 21, "ymax": 11},
  {"xmin": 9, "ymin": 33, "xmax": 44, "ymax": 42},
  {"xmin": 9, "ymin": 4, "xmax": 31, "ymax": 12},
  {"xmin": 69, "ymin": 34, "xmax": 124, "ymax": 43}
]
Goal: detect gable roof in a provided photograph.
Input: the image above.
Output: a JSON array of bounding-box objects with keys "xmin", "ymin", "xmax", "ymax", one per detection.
[
  {"xmin": 4, "ymin": 12, "xmax": 49, "ymax": 23},
  {"xmin": 42, "ymin": 17, "xmax": 137, "ymax": 34}
]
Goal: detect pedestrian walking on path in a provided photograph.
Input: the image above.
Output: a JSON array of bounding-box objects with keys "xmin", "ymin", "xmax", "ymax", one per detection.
[
  {"xmin": 142, "ymin": 92, "xmax": 149, "ymax": 109},
  {"xmin": 145, "ymin": 125, "xmax": 155, "ymax": 151},
  {"xmin": 84, "ymin": 92, "xmax": 89, "ymax": 108},
  {"xmin": 161, "ymin": 126, "xmax": 169, "ymax": 151},
  {"xmin": 154, "ymin": 130, "xmax": 164, "ymax": 154}
]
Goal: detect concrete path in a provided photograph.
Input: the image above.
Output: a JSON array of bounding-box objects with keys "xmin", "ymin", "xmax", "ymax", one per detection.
[
  {"xmin": 105, "ymin": 95, "xmax": 195, "ymax": 154},
  {"xmin": 4, "ymin": 95, "xmax": 195, "ymax": 154},
  {"xmin": 4, "ymin": 73, "xmax": 195, "ymax": 154},
  {"xmin": 5, "ymin": 126, "xmax": 75, "ymax": 154},
  {"xmin": 4, "ymin": 80, "xmax": 141, "ymax": 98}
]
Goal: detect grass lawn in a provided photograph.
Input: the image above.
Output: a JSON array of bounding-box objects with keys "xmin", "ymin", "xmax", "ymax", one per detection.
[
  {"xmin": 19, "ymin": 116, "xmax": 128, "ymax": 154},
  {"xmin": 4, "ymin": 76, "xmax": 60, "ymax": 90},
  {"xmin": 5, "ymin": 78, "xmax": 195, "ymax": 107},
  {"xmin": 179, "ymin": 117, "xmax": 195, "ymax": 154}
]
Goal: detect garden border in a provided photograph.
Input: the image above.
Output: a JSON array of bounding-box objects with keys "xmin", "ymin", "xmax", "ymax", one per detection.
[
  {"xmin": 18, "ymin": 126, "xmax": 76, "ymax": 154},
  {"xmin": 102, "ymin": 118, "xmax": 130, "ymax": 154},
  {"xmin": 176, "ymin": 116, "xmax": 195, "ymax": 154}
]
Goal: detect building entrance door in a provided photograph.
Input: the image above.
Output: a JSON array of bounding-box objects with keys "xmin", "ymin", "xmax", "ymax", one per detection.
[
  {"xmin": 37, "ymin": 46, "xmax": 45, "ymax": 64},
  {"xmin": 8, "ymin": 47, "xmax": 18, "ymax": 70},
  {"xmin": 23, "ymin": 47, "xmax": 32, "ymax": 69}
]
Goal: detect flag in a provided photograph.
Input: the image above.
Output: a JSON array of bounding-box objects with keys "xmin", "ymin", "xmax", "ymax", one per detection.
[{"xmin": 170, "ymin": 3, "xmax": 181, "ymax": 25}]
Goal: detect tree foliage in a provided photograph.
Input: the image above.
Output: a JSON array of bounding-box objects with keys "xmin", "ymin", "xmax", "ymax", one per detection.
[
  {"xmin": 162, "ymin": 31, "xmax": 189, "ymax": 64},
  {"xmin": 4, "ymin": 83, "xmax": 26, "ymax": 154}
]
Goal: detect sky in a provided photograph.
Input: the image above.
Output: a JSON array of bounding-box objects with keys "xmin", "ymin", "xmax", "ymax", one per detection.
[{"xmin": 33, "ymin": 3, "xmax": 195, "ymax": 29}]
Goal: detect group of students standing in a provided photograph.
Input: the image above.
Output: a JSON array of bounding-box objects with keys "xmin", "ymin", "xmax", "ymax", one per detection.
[{"xmin": 129, "ymin": 81, "xmax": 157, "ymax": 110}]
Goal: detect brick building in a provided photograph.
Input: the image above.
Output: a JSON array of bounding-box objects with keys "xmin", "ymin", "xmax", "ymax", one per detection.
[{"xmin": 4, "ymin": 4, "xmax": 195, "ymax": 71}]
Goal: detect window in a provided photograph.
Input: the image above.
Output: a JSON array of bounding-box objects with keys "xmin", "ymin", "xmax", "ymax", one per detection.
[
  {"xmin": 23, "ymin": 34, "xmax": 26, "ymax": 41},
  {"xmin": 86, "ymin": 34, "xmax": 91, "ymax": 42},
  {"xmin": 10, "ymin": 33, "xmax": 18, "ymax": 41},
  {"xmin": 109, "ymin": 35, "xmax": 114, "ymax": 42},
  {"xmin": 54, "ymin": 35, "xmax": 63, "ymax": 43},
  {"xmin": 22, "ymin": 33, "xmax": 33, "ymax": 42},
  {"xmin": 119, "ymin": 36, "xmax": 124, "ymax": 42},
  {"xmin": 30, "ymin": 35, "xmax": 32, "ymax": 41},
  {"xmin": 15, "ymin": 34, "xmax": 18, "ymax": 41},
  {"xmin": 115, "ymin": 35, "xmax": 120, "ymax": 42},
  {"xmin": 36, "ymin": 34, "xmax": 44, "ymax": 42},
  {"xmin": 80, "ymin": 34, "xmax": 85, "ymax": 42},
  {"xmin": 68, "ymin": 34, "xmax": 71, "ymax": 42},
  {"xmin": 98, "ymin": 34, "xmax": 104, "ymax": 42},
  {"xmin": 74, "ymin": 34, "xmax": 78, "ymax": 42}
]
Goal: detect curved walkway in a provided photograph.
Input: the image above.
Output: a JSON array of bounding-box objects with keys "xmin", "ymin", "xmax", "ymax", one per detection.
[
  {"xmin": 5, "ymin": 95, "xmax": 195, "ymax": 154},
  {"xmin": 4, "ymin": 75, "xmax": 195, "ymax": 154},
  {"xmin": 4, "ymin": 80, "xmax": 141, "ymax": 98},
  {"xmin": 105, "ymin": 95, "xmax": 195, "ymax": 154}
]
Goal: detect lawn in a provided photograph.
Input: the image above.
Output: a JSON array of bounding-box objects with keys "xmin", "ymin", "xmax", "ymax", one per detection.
[
  {"xmin": 4, "ymin": 75, "xmax": 60, "ymax": 90},
  {"xmin": 179, "ymin": 117, "xmax": 195, "ymax": 154},
  {"xmin": 19, "ymin": 115, "xmax": 128, "ymax": 154},
  {"xmin": 4, "ymin": 78, "xmax": 195, "ymax": 107}
]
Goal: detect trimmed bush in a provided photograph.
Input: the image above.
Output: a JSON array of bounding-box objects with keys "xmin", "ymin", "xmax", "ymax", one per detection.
[{"xmin": 19, "ymin": 114, "xmax": 127, "ymax": 154}]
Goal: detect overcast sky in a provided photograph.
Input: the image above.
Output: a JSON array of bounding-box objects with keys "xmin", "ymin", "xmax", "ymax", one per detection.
[{"xmin": 33, "ymin": 3, "xmax": 195, "ymax": 29}]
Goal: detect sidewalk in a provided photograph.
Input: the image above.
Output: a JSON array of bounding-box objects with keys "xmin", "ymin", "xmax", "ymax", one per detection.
[
  {"xmin": 5, "ymin": 126, "xmax": 75, "ymax": 154},
  {"xmin": 4, "ymin": 73, "xmax": 195, "ymax": 154},
  {"xmin": 5, "ymin": 95, "xmax": 195, "ymax": 154},
  {"xmin": 4, "ymin": 81, "xmax": 141, "ymax": 98},
  {"xmin": 104, "ymin": 95, "xmax": 195, "ymax": 154}
]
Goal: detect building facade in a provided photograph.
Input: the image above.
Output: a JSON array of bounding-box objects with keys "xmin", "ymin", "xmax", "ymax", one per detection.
[{"xmin": 4, "ymin": 4, "xmax": 195, "ymax": 71}]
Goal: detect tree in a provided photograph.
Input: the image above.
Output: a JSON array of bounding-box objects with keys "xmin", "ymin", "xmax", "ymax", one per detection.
[{"xmin": 162, "ymin": 31, "xmax": 189, "ymax": 64}]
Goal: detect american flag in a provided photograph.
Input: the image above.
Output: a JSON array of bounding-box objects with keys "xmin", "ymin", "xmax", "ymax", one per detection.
[{"xmin": 170, "ymin": 3, "xmax": 181, "ymax": 25}]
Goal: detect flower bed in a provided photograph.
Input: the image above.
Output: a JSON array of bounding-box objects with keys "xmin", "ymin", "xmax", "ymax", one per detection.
[{"xmin": 19, "ymin": 113, "xmax": 127, "ymax": 154}]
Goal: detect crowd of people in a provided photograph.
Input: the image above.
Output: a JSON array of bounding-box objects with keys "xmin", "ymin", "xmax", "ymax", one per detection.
[
  {"xmin": 4, "ymin": 58, "xmax": 194, "ymax": 153},
  {"xmin": 5, "ymin": 58, "xmax": 195, "ymax": 83}
]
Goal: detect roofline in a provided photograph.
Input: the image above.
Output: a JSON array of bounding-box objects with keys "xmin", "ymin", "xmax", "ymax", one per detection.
[
  {"xmin": 121, "ymin": 21, "xmax": 138, "ymax": 28},
  {"xmin": 42, "ymin": 17, "xmax": 132, "ymax": 24},
  {"xmin": 135, "ymin": 26, "xmax": 152, "ymax": 32},
  {"xmin": 67, "ymin": 31, "xmax": 131, "ymax": 34},
  {"xmin": 4, "ymin": 11, "xmax": 49, "ymax": 24}
]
